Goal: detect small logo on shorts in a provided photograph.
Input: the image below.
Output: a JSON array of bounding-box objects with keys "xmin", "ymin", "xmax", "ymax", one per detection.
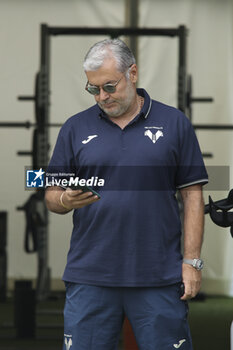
[
  {"xmin": 64, "ymin": 334, "xmax": 72, "ymax": 350},
  {"xmin": 173, "ymin": 338, "xmax": 186, "ymax": 348}
]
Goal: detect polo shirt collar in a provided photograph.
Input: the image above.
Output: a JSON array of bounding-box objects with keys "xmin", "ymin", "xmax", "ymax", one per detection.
[{"xmin": 137, "ymin": 88, "xmax": 152, "ymax": 119}]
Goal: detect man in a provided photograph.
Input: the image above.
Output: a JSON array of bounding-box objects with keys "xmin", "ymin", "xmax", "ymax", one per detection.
[{"xmin": 45, "ymin": 39, "xmax": 208, "ymax": 350}]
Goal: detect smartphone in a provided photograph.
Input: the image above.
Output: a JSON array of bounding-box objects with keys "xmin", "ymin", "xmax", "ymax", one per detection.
[
  {"xmin": 69, "ymin": 183, "xmax": 101, "ymax": 198},
  {"xmin": 179, "ymin": 283, "xmax": 185, "ymax": 298}
]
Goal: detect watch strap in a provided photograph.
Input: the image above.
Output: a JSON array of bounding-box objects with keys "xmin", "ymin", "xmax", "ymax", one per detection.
[
  {"xmin": 183, "ymin": 259, "xmax": 195, "ymax": 265},
  {"xmin": 183, "ymin": 258, "xmax": 204, "ymax": 270}
]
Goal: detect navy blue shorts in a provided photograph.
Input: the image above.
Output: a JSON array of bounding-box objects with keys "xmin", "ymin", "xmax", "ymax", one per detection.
[{"xmin": 63, "ymin": 283, "xmax": 193, "ymax": 350}]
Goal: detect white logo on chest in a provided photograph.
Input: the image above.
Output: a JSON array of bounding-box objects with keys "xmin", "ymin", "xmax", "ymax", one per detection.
[
  {"xmin": 64, "ymin": 335, "xmax": 72, "ymax": 350},
  {"xmin": 144, "ymin": 129, "xmax": 163, "ymax": 143},
  {"xmin": 82, "ymin": 135, "xmax": 98, "ymax": 144}
]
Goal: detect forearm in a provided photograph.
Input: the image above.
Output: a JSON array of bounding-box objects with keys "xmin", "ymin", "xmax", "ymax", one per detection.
[
  {"xmin": 179, "ymin": 185, "xmax": 205, "ymax": 299},
  {"xmin": 180, "ymin": 185, "xmax": 205, "ymax": 259},
  {"xmin": 45, "ymin": 187, "xmax": 72, "ymax": 214}
]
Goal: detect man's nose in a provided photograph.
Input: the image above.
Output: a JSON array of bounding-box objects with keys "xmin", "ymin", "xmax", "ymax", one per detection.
[{"xmin": 98, "ymin": 88, "xmax": 110, "ymax": 101}]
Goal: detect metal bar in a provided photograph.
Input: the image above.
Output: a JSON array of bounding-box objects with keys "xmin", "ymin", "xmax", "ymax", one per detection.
[
  {"xmin": 47, "ymin": 26, "xmax": 180, "ymax": 37},
  {"xmin": 0, "ymin": 212, "xmax": 7, "ymax": 302},
  {"xmin": 125, "ymin": 0, "xmax": 139, "ymax": 62},
  {"xmin": 2, "ymin": 123, "xmax": 233, "ymax": 131},
  {"xmin": 177, "ymin": 25, "xmax": 188, "ymax": 115},
  {"xmin": 17, "ymin": 151, "xmax": 32, "ymax": 156},
  {"xmin": 18, "ymin": 96, "xmax": 35, "ymax": 101},
  {"xmin": 191, "ymin": 97, "xmax": 214, "ymax": 103},
  {"xmin": 0, "ymin": 122, "xmax": 32, "ymax": 128},
  {"xmin": 0, "ymin": 121, "xmax": 62, "ymax": 128},
  {"xmin": 36, "ymin": 24, "xmax": 51, "ymax": 301},
  {"xmin": 194, "ymin": 124, "xmax": 233, "ymax": 130},
  {"xmin": 202, "ymin": 153, "xmax": 213, "ymax": 158}
]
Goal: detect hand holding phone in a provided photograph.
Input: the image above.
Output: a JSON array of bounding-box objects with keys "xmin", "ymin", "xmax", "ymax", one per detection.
[{"xmin": 69, "ymin": 183, "xmax": 101, "ymax": 198}]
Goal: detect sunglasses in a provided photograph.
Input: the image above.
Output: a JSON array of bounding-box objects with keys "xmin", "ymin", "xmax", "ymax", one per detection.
[{"xmin": 85, "ymin": 75, "xmax": 124, "ymax": 96}]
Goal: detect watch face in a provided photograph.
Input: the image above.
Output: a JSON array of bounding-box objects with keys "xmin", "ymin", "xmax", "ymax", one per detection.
[{"xmin": 195, "ymin": 259, "xmax": 203, "ymax": 270}]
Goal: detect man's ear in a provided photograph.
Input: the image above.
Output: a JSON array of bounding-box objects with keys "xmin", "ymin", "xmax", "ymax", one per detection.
[{"xmin": 129, "ymin": 64, "xmax": 138, "ymax": 83}]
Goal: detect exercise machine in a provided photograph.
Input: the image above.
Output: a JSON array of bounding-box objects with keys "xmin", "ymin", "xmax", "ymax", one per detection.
[{"xmin": 205, "ymin": 189, "xmax": 233, "ymax": 350}]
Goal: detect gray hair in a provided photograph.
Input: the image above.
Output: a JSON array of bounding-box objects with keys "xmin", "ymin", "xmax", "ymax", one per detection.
[{"xmin": 83, "ymin": 38, "xmax": 136, "ymax": 75}]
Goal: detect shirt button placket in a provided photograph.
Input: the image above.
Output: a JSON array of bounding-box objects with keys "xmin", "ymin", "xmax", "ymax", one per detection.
[{"xmin": 121, "ymin": 129, "xmax": 127, "ymax": 151}]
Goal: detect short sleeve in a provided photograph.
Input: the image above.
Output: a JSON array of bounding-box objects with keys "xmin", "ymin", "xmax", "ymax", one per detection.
[{"xmin": 175, "ymin": 115, "xmax": 208, "ymax": 189}]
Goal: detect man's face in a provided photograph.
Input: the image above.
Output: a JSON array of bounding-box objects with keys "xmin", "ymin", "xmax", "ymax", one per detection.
[{"xmin": 85, "ymin": 58, "xmax": 137, "ymax": 118}]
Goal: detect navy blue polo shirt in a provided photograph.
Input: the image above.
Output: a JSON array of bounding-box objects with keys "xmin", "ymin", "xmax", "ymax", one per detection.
[{"xmin": 48, "ymin": 89, "xmax": 208, "ymax": 287}]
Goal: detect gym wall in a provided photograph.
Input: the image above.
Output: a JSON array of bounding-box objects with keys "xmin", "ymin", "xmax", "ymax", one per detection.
[{"xmin": 0, "ymin": 0, "xmax": 233, "ymax": 295}]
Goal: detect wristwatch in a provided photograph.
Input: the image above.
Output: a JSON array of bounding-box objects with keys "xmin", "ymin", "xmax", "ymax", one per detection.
[{"xmin": 183, "ymin": 258, "xmax": 204, "ymax": 270}]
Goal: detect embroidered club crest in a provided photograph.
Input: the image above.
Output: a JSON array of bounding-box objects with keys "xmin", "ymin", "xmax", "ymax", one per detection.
[{"xmin": 144, "ymin": 127, "xmax": 163, "ymax": 143}]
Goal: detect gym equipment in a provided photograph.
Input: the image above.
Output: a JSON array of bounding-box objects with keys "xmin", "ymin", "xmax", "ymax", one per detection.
[
  {"xmin": 0, "ymin": 212, "xmax": 7, "ymax": 302},
  {"xmin": 17, "ymin": 191, "xmax": 50, "ymax": 301},
  {"xmin": 205, "ymin": 189, "xmax": 233, "ymax": 237},
  {"xmin": 186, "ymin": 75, "xmax": 213, "ymax": 121},
  {"xmin": 205, "ymin": 189, "xmax": 233, "ymax": 349},
  {"xmin": 14, "ymin": 280, "xmax": 36, "ymax": 338},
  {"xmin": 231, "ymin": 321, "xmax": 233, "ymax": 350}
]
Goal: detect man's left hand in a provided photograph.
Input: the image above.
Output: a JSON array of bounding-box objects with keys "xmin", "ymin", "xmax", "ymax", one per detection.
[{"xmin": 180, "ymin": 263, "xmax": 202, "ymax": 300}]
